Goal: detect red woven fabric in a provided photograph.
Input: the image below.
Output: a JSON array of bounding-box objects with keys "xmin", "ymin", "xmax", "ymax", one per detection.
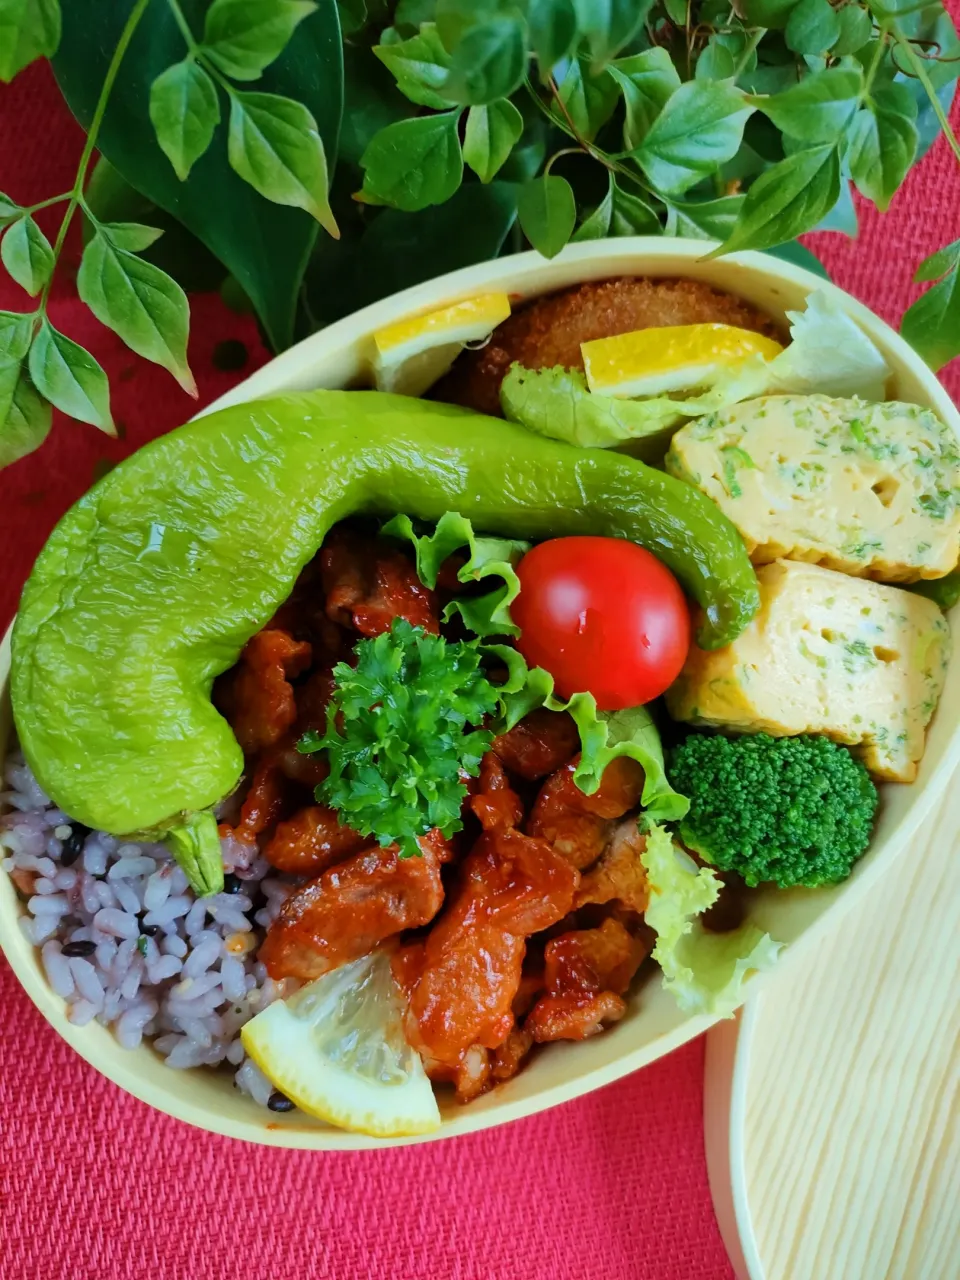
[{"xmin": 2, "ymin": 50, "xmax": 959, "ymax": 1280}]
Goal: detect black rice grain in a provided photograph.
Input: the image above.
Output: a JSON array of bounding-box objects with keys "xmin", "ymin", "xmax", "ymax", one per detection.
[
  {"xmin": 267, "ymin": 1091, "xmax": 295, "ymax": 1113},
  {"xmin": 62, "ymin": 940, "xmax": 96, "ymax": 958},
  {"xmin": 60, "ymin": 823, "xmax": 91, "ymax": 867}
]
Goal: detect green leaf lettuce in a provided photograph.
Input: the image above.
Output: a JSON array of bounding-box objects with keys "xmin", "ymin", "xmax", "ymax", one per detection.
[{"xmin": 641, "ymin": 824, "xmax": 783, "ymax": 1016}]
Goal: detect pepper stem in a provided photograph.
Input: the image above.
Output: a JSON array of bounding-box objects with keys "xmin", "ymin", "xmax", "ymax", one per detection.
[{"xmin": 166, "ymin": 811, "xmax": 224, "ymax": 897}]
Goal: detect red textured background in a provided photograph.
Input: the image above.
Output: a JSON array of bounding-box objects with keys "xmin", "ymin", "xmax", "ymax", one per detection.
[{"xmin": 1, "ymin": 53, "xmax": 959, "ymax": 1280}]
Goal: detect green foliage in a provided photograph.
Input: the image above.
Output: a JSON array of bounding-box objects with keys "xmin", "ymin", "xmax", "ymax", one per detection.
[
  {"xmin": 303, "ymin": 618, "xmax": 498, "ymax": 857},
  {"xmin": 668, "ymin": 732, "xmax": 879, "ymax": 888},
  {"xmin": 2, "ymin": 0, "xmax": 960, "ymax": 466},
  {"xmin": 517, "ymin": 173, "xmax": 576, "ymax": 257},
  {"xmin": 902, "ymin": 239, "xmax": 960, "ymax": 371}
]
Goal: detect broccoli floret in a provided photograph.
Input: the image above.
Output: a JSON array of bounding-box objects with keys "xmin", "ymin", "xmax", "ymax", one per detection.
[{"xmin": 666, "ymin": 732, "xmax": 878, "ymax": 889}]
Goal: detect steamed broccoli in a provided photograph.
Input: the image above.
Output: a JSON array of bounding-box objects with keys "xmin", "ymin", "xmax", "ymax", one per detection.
[{"xmin": 666, "ymin": 732, "xmax": 878, "ymax": 889}]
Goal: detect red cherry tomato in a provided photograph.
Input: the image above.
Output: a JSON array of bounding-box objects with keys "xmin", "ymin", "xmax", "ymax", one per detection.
[{"xmin": 512, "ymin": 537, "xmax": 691, "ymax": 710}]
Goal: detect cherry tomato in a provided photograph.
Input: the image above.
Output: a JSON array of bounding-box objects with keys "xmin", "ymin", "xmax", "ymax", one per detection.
[{"xmin": 512, "ymin": 537, "xmax": 690, "ymax": 710}]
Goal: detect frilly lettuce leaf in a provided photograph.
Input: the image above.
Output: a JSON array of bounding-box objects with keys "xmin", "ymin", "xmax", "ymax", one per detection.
[
  {"xmin": 641, "ymin": 824, "xmax": 783, "ymax": 1017},
  {"xmin": 499, "ymin": 289, "xmax": 892, "ymax": 451},
  {"xmin": 382, "ymin": 512, "xmax": 688, "ymax": 821},
  {"xmin": 484, "ymin": 643, "xmax": 687, "ymax": 821},
  {"xmin": 381, "ymin": 511, "xmax": 529, "ymax": 638}
]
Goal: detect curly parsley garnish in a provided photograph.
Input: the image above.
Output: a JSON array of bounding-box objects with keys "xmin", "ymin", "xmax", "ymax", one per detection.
[{"xmin": 298, "ymin": 618, "xmax": 498, "ymax": 858}]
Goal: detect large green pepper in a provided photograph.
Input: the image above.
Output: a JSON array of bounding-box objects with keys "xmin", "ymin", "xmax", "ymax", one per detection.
[{"xmin": 12, "ymin": 390, "xmax": 758, "ymax": 847}]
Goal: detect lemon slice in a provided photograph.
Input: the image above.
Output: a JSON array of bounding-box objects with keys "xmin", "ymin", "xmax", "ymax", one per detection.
[
  {"xmin": 581, "ymin": 324, "xmax": 784, "ymax": 398},
  {"xmin": 371, "ymin": 292, "xmax": 511, "ymax": 396},
  {"xmin": 241, "ymin": 950, "xmax": 441, "ymax": 1137}
]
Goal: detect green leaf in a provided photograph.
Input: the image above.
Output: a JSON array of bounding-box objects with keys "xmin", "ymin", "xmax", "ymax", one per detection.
[
  {"xmin": 901, "ymin": 240, "xmax": 960, "ymax": 372},
  {"xmin": 228, "ymin": 90, "xmax": 338, "ymax": 235},
  {"xmin": 359, "ymin": 111, "xmax": 463, "ymax": 211},
  {"xmin": 463, "ymin": 99, "xmax": 523, "ymax": 182},
  {"xmin": 442, "ymin": 17, "xmax": 526, "ymax": 105},
  {"xmin": 149, "ymin": 60, "xmax": 220, "ymax": 181},
  {"xmin": 556, "ymin": 56, "xmax": 620, "ymax": 141},
  {"xmin": 338, "ymin": 42, "xmax": 410, "ymax": 173},
  {"xmin": 526, "ymin": 0, "xmax": 577, "ymax": 74},
  {"xmin": 336, "ymin": 0, "xmax": 367, "ymax": 36},
  {"xmin": 713, "ymin": 144, "xmax": 840, "ymax": 255},
  {"xmin": 785, "ymin": 0, "xmax": 841, "ymax": 53},
  {"xmin": 737, "ymin": 0, "xmax": 801, "ymax": 27},
  {"xmin": 395, "ymin": 0, "xmax": 436, "ymax": 27},
  {"xmin": 0, "ymin": 309, "xmax": 34, "ymax": 361},
  {"xmin": 908, "ymin": 567, "xmax": 960, "ymax": 610},
  {"xmin": 764, "ymin": 238, "xmax": 830, "ymax": 278},
  {"xmin": 77, "ymin": 231, "xmax": 195, "ymax": 394},
  {"xmin": 1, "ymin": 215, "xmax": 54, "ymax": 295},
  {"xmin": 304, "ymin": 181, "xmax": 517, "ymax": 326},
  {"xmin": 83, "ymin": 158, "xmax": 225, "ymax": 293},
  {"xmin": 0, "ymin": 0, "xmax": 60, "ymax": 81},
  {"xmin": 0, "ymin": 191, "xmax": 23, "ymax": 227},
  {"xmin": 372, "ymin": 21, "xmax": 455, "ymax": 109},
  {"xmin": 914, "ymin": 239, "xmax": 960, "ymax": 284},
  {"xmin": 757, "ymin": 66, "xmax": 863, "ymax": 143},
  {"xmin": 434, "ymin": 0, "xmax": 515, "ymax": 50},
  {"xmin": 631, "ymin": 80, "xmax": 754, "ymax": 197},
  {"xmin": 573, "ymin": 0, "xmax": 654, "ymax": 65},
  {"xmin": 667, "ymin": 194, "xmax": 745, "ymax": 240},
  {"xmin": 0, "ymin": 364, "xmax": 51, "ymax": 468},
  {"xmin": 518, "ymin": 174, "xmax": 575, "ymax": 258},
  {"xmin": 813, "ymin": 176, "xmax": 857, "ymax": 235},
  {"xmin": 610, "ymin": 180, "xmax": 660, "ymax": 234},
  {"xmin": 53, "ymin": 0, "xmax": 342, "ymax": 352},
  {"xmin": 98, "ymin": 221, "xmax": 165, "ymax": 252},
  {"xmin": 572, "ymin": 174, "xmax": 614, "ymax": 240},
  {"xmin": 696, "ymin": 36, "xmax": 736, "ymax": 82},
  {"xmin": 845, "ymin": 82, "xmax": 917, "ymax": 210},
  {"xmin": 202, "ymin": 0, "xmax": 317, "ymax": 81},
  {"xmin": 832, "ymin": 3, "xmax": 873, "ymax": 54},
  {"xmin": 609, "ymin": 48, "xmax": 681, "ymax": 149},
  {"xmin": 28, "ymin": 319, "xmax": 113, "ymax": 432}
]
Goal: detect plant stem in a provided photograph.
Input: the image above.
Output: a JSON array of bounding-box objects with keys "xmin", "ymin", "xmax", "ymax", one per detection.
[
  {"xmin": 26, "ymin": 193, "xmax": 72, "ymax": 215},
  {"xmin": 732, "ymin": 27, "xmax": 765, "ymax": 81},
  {"xmin": 894, "ymin": 28, "xmax": 960, "ymax": 168},
  {"xmin": 38, "ymin": 0, "xmax": 152, "ymax": 314},
  {"xmin": 166, "ymin": 0, "xmax": 199, "ymax": 52}
]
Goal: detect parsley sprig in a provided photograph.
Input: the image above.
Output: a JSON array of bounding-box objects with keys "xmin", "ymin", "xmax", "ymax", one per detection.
[{"xmin": 299, "ymin": 618, "xmax": 498, "ymax": 858}]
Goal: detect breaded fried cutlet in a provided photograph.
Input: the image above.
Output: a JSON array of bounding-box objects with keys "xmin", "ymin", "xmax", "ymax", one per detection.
[{"xmin": 433, "ymin": 276, "xmax": 783, "ymax": 417}]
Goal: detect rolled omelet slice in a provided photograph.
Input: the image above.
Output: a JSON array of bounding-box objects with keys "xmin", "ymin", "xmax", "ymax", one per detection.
[
  {"xmin": 665, "ymin": 395, "xmax": 960, "ymax": 582},
  {"xmin": 666, "ymin": 560, "xmax": 950, "ymax": 782}
]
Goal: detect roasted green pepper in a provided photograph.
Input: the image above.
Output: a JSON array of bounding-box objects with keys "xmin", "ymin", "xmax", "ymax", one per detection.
[{"xmin": 12, "ymin": 390, "xmax": 759, "ymax": 853}]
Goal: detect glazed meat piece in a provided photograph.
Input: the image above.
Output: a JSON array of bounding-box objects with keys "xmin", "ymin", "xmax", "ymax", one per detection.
[
  {"xmin": 492, "ymin": 708, "xmax": 580, "ymax": 780},
  {"xmin": 529, "ymin": 755, "xmax": 645, "ymax": 869},
  {"xmin": 397, "ymin": 819, "xmax": 579, "ymax": 1087},
  {"xmin": 575, "ymin": 818, "xmax": 649, "ymax": 913},
  {"xmin": 267, "ymin": 667, "xmax": 338, "ymax": 788},
  {"xmin": 224, "ymin": 758, "xmax": 289, "ymax": 847},
  {"xmin": 267, "ymin": 556, "xmax": 346, "ymax": 660},
  {"xmin": 525, "ymin": 917, "xmax": 651, "ymax": 1043},
  {"xmin": 468, "ymin": 753, "xmax": 524, "ymax": 832},
  {"xmin": 490, "ymin": 1027, "xmax": 534, "ymax": 1082},
  {"xmin": 434, "ymin": 277, "xmax": 782, "ymax": 417},
  {"xmin": 263, "ymin": 804, "xmax": 367, "ymax": 876},
  {"xmin": 321, "ymin": 529, "xmax": 438, "ymax": 637},
  {"xmin": 215, "ymin": 629, "xmax": 312, "ymax": 755},
  {"xmin": 260, "ymin": 829, "xmax": 450, "ymax": 982}
]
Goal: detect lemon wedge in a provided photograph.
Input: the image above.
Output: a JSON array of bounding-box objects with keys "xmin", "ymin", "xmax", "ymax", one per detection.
[
  {"xmin": 241, "ymin": 950, "xmax": 441, "ymax": 1137},
  {"xmin": 371, "ymin": 292, "xmax": 511, "ymax": 396},
  {"xmin": 581, "ymin": 324, "xmax": 784, "ymax": 398}
]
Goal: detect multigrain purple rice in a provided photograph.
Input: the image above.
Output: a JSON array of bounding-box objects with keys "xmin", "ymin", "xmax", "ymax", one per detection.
[{"xmin": 0, "ymin": 749, "xmax": 302, "ymax": 1106}]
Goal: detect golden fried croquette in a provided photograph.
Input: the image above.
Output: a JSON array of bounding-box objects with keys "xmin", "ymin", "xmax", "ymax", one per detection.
[{"xmin": 433, "ymin": 276, "xmax": 783, "ymax": 417}]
